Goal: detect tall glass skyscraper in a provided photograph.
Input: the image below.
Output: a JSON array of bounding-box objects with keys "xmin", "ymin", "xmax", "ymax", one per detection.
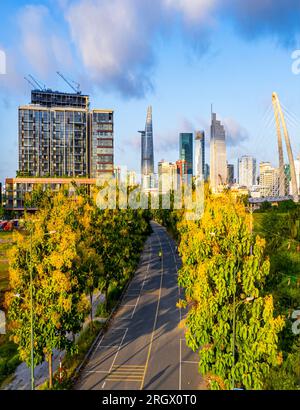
[
  {"xmin": 210, "ymin": 113, "xmax": 227, "ymax": 191},
  {"xmin": 195, "ymin": 131, "xmax": 205, "ymax": 181},
  {"xmin": 140, "ymin": 106, "xmax": 154, "ymax": 189},
  {"xmin": 179, "ymin": 133, "xmax": 193, "ymax": 178}
]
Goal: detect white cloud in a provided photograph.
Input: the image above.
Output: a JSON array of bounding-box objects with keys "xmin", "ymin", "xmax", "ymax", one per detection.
[
  {"xmin": 164, "ymin": 0, "xmax": 217, "ymax": 23},
  {"xmin": 223, "ymin": 117, "xmax": 249, "ymax": 146},
  {"xmin": 17, "ymin": 5, "xmax": 73, "ymax": 77},
  {"xmin": 64, "ymin": 0, "xmax": 162, "ymax": 97}
]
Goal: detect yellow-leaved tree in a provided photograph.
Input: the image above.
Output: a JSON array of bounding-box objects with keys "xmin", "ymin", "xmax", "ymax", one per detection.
[{"xmin": 178, "ymin": 192, "xmax": 285, "ymax": 390}]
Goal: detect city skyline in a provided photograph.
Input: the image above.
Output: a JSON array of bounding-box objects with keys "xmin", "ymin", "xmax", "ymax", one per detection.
[{"xmin": 1, "ymin": 2, "xmax": 300, "ymax": 184}]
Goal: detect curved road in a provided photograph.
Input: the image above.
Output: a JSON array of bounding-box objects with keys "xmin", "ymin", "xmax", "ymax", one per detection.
[{"xmin": 76, "ymin": 222, "xmax": 205, "ymax": 390}]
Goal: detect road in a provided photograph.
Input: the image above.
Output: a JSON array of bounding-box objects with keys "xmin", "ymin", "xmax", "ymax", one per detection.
[{"xmin": 75, "ymin": 221, "xmax": 205, "ymax": 390}]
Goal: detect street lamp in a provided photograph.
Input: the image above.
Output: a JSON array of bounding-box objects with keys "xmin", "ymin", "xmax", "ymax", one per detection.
[
  {"xmin": 232, "ymin": 296, "xmax": 255, "ymax": 390},
  {"xmin": 18, "ymin": 228, "xmax": 57, "ymax": 391}
]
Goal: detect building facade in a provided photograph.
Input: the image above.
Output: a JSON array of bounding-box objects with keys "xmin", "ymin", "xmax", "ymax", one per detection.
[
  {"xmin": 158, "ymin": 161, "xmax": 177, "ymax": 193},
  {"xmin": 259, "ymin": 162, "xmax": 280, "ymax": 197},
  {"xmin": 18, "ymin": 89, "xmax": 114, "ymax": 180},
  {"xmin": 179, "ymin": 133, "xmax": 193, "ymax": 180},
  {"xmin": 140, "ymin": 106, "xmax": 154, "ymax": 190},
  {"xmin": 195, "ymin": 131, "xmax": 205, "ymax": 181},
  {"xmin": 227, "ymin": 163, "xmax": 234, "ymax": 185},
  {"xmin": 210, "ymin": 113, "xmax": 227, "ymax": 192},
  {"xmin": 90, "ymin": 110, "xmax": 114, "ymax": 178},
  {"xmin": 238, "ymin": 156, "xmax": 256, "ymax": 188},
  {"xmin": 5, "ymin": 177, "xmax": 96, "ymax": 212},
  {"xmin": 126, "ymin": 170, "xmax": 137, "ymax": 187}
]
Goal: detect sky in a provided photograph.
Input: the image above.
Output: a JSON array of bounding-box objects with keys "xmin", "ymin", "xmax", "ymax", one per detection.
[{"xmin": 1, "ymin": 0, "xmax": 300, "ymax": 184}]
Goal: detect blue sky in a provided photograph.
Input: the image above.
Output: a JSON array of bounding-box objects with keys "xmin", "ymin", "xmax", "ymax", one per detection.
[{"xmin": 1, "ymin": 0, "xmax": 300, "ymax": 184}]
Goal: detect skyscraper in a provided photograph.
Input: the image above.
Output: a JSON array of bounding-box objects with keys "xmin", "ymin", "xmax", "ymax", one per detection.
[
  {"xmin": 210, "ymin": 113, "xmax": 227, "ymax": 192},
  {"xmin": 179, "ymin": 133, "xmax": 193, "ymax": 179},
  {"xmin": 227, "ymin": 164, "xmax": 234, "ymax": 185},
  {"xmin": 195, "ymin": 131, "xmax": 205, "ymax": 181},
  {"xmin": 140, "ymin": 106, "xmax": 154, "ymax": 189},
  {"xmin": 238, "ymin": 156, "xmax": 256, "ymax": 188}
]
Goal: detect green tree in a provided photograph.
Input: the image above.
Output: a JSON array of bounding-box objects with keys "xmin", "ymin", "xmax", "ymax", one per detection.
[
  {"xmin": 5, "ymin": 192, "xmax": 91, "ymax": 388},
  {"xmin": 178, "ymin": 193, "xmax": 285, "ymax": 390}
]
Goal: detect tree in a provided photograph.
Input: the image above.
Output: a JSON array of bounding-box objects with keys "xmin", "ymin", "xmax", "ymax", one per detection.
[
  {"xmin": 178, "ymin": 193, "xmax": 285, "ymax": 390},
  {"xmin": 5, "ymin": 192, "xmax": 91, "ymax": 388},
  {"xmin": 0, "ymin": 204, "xmax": 4, "ymax": 219}
]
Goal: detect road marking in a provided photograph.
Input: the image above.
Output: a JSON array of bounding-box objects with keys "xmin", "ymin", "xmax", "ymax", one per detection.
[
  {"xmin": 182, "ymin": 361, "xmax": 199, "ymax": 364},
  {"xmin": 131, "ymin": 294, "xmax": 140, "ymax": 318},
  {"xmin": 97, "ymin": 345, "xmax": 119, "ymax": 348},
  {"xmin": 85, "ymin": 370, "xmax": 108, "ymax": 374},
  {"xmin": 179, "ymin": 338, "xmax": 182, "ymax": 390},
  {"xmin": 91, "ymin": 333, "xmax": 105, "ymax": 359},
  {"xmin": 108, "ymin": 328, "xmax": 128, "ymax": 373},
  {"xmin": 166, "ymin": 235, "xmax": 183, "ymax": 391},
  {"xmin": 106, "ymin": 364, "xmax": 145, "ymax": 382},
  {"xmin": 140, "ymin": 229, "xmax": 164, "ymax": 390},
  {"xmin": 101, "ymin": 381, "xmax": 106, "ymax": 389}
]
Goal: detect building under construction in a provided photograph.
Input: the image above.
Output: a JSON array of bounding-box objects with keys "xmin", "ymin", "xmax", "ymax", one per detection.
[{"xmin": 18, "ymin": 87, "xmax": 113, "ymax": 179}]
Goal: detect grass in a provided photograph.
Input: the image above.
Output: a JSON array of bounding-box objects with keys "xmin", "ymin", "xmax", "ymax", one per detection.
[{"xmin": 0, "ymin": 334, "xmax": 21, "ymax": 387}]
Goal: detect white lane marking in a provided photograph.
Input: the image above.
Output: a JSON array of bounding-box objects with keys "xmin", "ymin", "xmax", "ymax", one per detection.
[
  {"xmin": 102, "ymin": 381, "xmax": 106, "ymax": 389},
  {"xmin": 182, "ymin": 361, "xmax": 199, "ymax": 364},
  {"xmin": 91, "ymin": 333, "xmax": 105, "ymax": 359},
  {"xmin": 179, "ymin": 338, "xmax": 182, "ymax": 391},
  {"xmin": 140, "ymin": 228, "xmax": 164, "ymax": 390},
  {"xmin": 130, "ymin": 236, "xmax": 152, "ymax": 319},
  {"xmin": 108, "ymin": 328, "xmax": 128, "ymax": 373},
  {"xmin": 166, "ymin": 235, "xmax": 183, "ymax": 391},
  {"xmin": 85, "ymin": 370, "xmax": 108, "ymax": 374}
]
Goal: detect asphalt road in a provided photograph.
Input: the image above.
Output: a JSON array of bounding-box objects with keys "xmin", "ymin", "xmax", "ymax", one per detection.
[{"xmin": 75, "ymin": 221, "xmax": 205, "ymax": 390}]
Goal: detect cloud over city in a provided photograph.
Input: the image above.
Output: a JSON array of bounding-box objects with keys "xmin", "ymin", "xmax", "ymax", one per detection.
[{"xmin": 1, "ymin": 0, "xmax": 300, "ymax": 99}]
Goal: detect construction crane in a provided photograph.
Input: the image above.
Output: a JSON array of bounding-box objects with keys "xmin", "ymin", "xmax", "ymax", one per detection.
[
  {"xmin": 28, "ymin": 74, "xmax": 45, "ymax": 90},
  {"xmin": 56, "ymin": 71, "xmax": 81, "ymax": 94},
  {"xmin": 24, "ymin": 76, "xmax": 37, "ymax": 90}
]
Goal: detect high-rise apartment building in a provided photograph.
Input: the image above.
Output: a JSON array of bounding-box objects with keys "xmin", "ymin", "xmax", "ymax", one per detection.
[
  {"xmin": 18, "ymin": 89, "xmax": 114, "ymax": 179},
  {"xmin": 195, "ymin": 131, "xmax": 205, "ymax": 181},
  {"xmin": 238, "ymin": 156, "xmax": 256, "ymax": 188},
  {"xmin": 158, "ymin": 161, "xmax": 177, "ymax": 193},
  {"xmin": 91, "ymin": 110, "xmax": 114, "ymax": 178},
  {"xmin": 179, "ymin": 133, "xmax": 193, "ymax": 180},
  {"xmin": 259, "ymin": 162, "xmax": 280, "ymax": 197},
  {"xmin": 210, "ymin": 113, "xmax": 227, "ymax": 192}
]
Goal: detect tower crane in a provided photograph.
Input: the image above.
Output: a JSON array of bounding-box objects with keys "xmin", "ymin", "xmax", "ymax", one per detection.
[
  {"xmin": 24, "ymin": 75, "xmax": 46, "ymax": 91},
  {"xmin": 56, "ymin": 71, "xmax": 81, "ymax": 94}
]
